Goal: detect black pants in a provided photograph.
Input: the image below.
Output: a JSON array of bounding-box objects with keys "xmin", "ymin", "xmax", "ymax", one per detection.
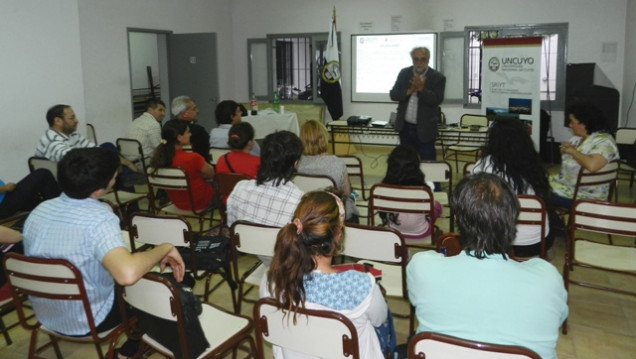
[
  {"xmin": 0, "ymin": 169, "xmax": 60, "ymax": 219},
  {"xmin": 89, "ymin": 299, "xmax": 139, "ymax": 357}
]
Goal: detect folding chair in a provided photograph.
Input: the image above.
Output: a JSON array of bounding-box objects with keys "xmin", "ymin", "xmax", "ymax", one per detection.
[
  {"xmin": 341, "ymin": 223, "xmax": 414, "ymax": 334},
  {"xmin": 443, "ymin": 114, "xmax": 489, "ymax": 173},
  {"xmin": 28, "ymin": 156, "xmax": 58, "ymax": 179},
  {"xmin": 515, "ymin": 195, "xmax": 548, "ymax": 259},
  {"xmin": 615, "ymin": 127, "xmax": 636, "ymax": 188},
  {"xmin": 118, "ymin": 272, "xmax": 256, "ymax": 359},
  {"xmin": 338, "ymin": 155, "xmax": 368, "ymax": 200},
  {"xmin": 408, "ymin": 331, "xmax": 541, "ymax": 359},
  {"xmin": 146, "ymin": 167, "xmax": 218, "ymax": 234},
  {"xmin": 209, "ymin": 147, "xmax": 231, "ymax": 166},
  {"xmin": 420, "ymin": 160, "xmax": 454, "ymax": 231},
  {"xmin": 86, "ymin": 123, "xmax": 98, "ymax": 144},
  {"xmin": 128, "ymin": 213, "xmax": 236, "ymax": 307},
  {"xmin": 2, "ymin": 253, "xmax": 128, "ymax": 358},
  {"xmin": 292, "ymin": 173, "xmax": 337, "ymax": 192},
  {"xmin": 230, "ymin": 220, "xmax": 280, "ymax": 313},
  {"xmin": 562, "ymin": 199, "xmax": 636, "ymax": 334},
  {"xmin": 368, "ymin": 183, "xmax": 438, "ymax": 250},
  {"xmin": 215, "ymin": 172, "xmax": 250, "ymax": 228},
  {"xmin": 463, "ymin": 161, "xmax": 476, "ymax": 177},
  {"xmin": 116, "ymin": 137, "xmax": 148, "ymax": 172},
  {"xmin": 253, "ymin": 297, "xmax": 360, "ymax": 359},
  {"xmin": 100, "ymin": 189, "xmax": 149, "ymax": 226}
]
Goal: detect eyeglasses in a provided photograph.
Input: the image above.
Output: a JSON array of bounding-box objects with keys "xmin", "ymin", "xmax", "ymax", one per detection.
[{"xmin": 412, "ymin": 57, "xmax": 429, "ymax": 62}]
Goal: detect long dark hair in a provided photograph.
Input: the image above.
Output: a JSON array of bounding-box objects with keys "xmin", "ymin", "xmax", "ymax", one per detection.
[
  {"xmin": 268, "ymin": 191, "xmax": 343, "ymax": 323},
  {"xmin": 149, "ymin": 119, "xmax": 189, "ymax": 170},
  {"xmin": 379, "ymin": 145, "xmax": 426, "ymax": 225},
  {"xmin": 480, "ymin": 118, "xmax": 550, "ymax": 201}
]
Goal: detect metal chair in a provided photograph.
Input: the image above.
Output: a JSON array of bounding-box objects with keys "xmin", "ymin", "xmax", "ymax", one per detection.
[
  {"xmin": 230, "ymin": 220, "xmax": 279, "ymax": 313},
  {"xmin": 28, "ymin": 156, "xmax": 58, "ymax": 179},
  {"xmin": 515, "ymin": 195, "xmax": 548, "ymax": 260},
  {"xmin": 86, "ymin": 123, "xmax": 98, "ymax": 144},
  {"xmin": 2, "ymin": 253, "xmax": 128, "ymax": 358},
  {"xmin": 116, "ymin": 137, "xmax": 148, "ymax": 172},
  {"xmin": 367, "ymin": 183, "xmax": 438, "ymax": 250},
  {"xmin": 615, "ymin": 127, "xmax": 636, "ymax": 188},
  {"xmin": 420, "ymin": 160, "xmax": 454, "ymax": 231},
  {"xmin": 562, "ymin": 199, "xmax": 636, "ymax": 334},
  {"xmin": 253, "ymin": 297, "xmax": 360, "ymax": 359},
  {"xmin": 215, "ymin": 172, "xmax": 251, "ymax": 228},
  {"xmin": 209, "ymin": 147, "xmax": 231, "ymax": 166},
  {"xmin": 443, "ymin": 114, "xmax": 489, "ymax": 173},
  {"xmin": 118, "ymin": 272, "xmax": 256, "ymax": 359},
  {"xmin": 408, "ymin": 331, "xmax": 541, "ymax": 359},
  {"xmin": 128, "ymin": 213, "xmax": 236, "ymax": 307},
  {"xmin": 338, "ymin": 155, "xmax": 368, "ymax": 201},
  {"xmin": 292, "ymin": 173, "xmax": 337, "ymax": 192}
]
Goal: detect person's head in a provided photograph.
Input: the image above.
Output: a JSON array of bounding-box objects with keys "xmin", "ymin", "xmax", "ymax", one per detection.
[
  {"xmin": 566, "ymin": 100, "xmax": 610, "ymax": 137},
  {"xmin": 482, "ymin": 118, "xmax": 549, "ymax": 198},
  {"xmin": 299, "ymin": 120, "xmax": 329, "ymax": 156},
  {"xmin": 451, "ymin": 173, "xmax": 519, "ymax": 259},
  {"xmin": 257, "ymin": 131, "xmax": 303, "ymax": 186},
  {"xmin": 171, "ymin": 96, "xmax": 199, "ymax": 121},
  {"xmin": 382, "ymin": 144, "xmax": 425, "ymax": 186},
  {"xmin": 145, "ymin": 98, "xmax": 166, "ymax": 122},
  {"xmin": 149, "ymin": 119, "xmax": 191, "ymax": 169},
  {"xmin": 215, "ymin": 100, "xmax": 242, "ymax": 126},
  {"xmin": 227, "ymin": 122, "xmax": 255, "ymax": 151},
  {"xmin": 57, "ymin": 147, "xmax": 119, "ymax": 199},
  {"xmin": 46, "ymin": 104, "xmax": 78, "ymax": 135},
  {"xmin": 268, "ymin": 191, "xmax": 345, "ymax": 317},
  {"xmin": 411, "ymin": 46, "xmax": 430, "ymax": 73}
]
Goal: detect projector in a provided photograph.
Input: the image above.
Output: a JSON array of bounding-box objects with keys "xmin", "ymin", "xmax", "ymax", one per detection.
[{"xmin": 347, "ymin": 115, "xmax": 372, "ymax": 126}]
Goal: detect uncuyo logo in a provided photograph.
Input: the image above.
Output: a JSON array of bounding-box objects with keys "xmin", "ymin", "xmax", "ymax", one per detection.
[{"xmin": 488, "ymin": 57, "xmax": 500, "ymax": 72}]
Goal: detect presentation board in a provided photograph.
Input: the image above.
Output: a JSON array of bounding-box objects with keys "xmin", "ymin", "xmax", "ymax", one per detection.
[{"xmin": 351, "ymin": 32, "xmax": 437, "ymax": 103}]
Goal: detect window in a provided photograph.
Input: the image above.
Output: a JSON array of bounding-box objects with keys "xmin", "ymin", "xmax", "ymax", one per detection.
[
  {"xmin": 463, "ymin": 23, "xmax": 568, "ymax": 109},
  {"xmin": 247, "ymin": 33, "xmax": 338, "ymax": 103}
]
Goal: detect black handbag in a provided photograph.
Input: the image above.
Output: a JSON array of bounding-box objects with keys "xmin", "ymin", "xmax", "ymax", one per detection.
[{"xmin": 177, "ymin": 234, "xmax": 237, "ymax": 289}]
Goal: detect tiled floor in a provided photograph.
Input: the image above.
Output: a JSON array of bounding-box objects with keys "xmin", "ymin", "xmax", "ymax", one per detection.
[{"xmin": 1, "ymin": 146, "xmax": 634, "ymax": 358}]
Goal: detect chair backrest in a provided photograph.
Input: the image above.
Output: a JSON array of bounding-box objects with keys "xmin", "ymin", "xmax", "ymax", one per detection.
[
  {"xmin": 2, "ymin": 253, "xmax": 98, "ymax": 335},
  {"xmin": 615, "ymin": 127, "xmax": 636, "ymax": 145},
  {"xmin": 338, "ymin": 155, "xmax": 367, "ymax": 200},
  {"xmin": 230, "ymin": 220, "xmax": 280, "ymax": 258},
  {"xmin": 28, "ymin": 156, "xmax": 58, "ymax": 179},
  {"xmin": 572, "ymin": 160, "xmax": 619, "ymax": 201},
  {"xmin": 408, "ymin": 331, "xmax": 541, "ymax": 359},
  {"xmin": 419, "ymin": 160, "xmax": 452, "ymax": 185},
  {"xmin": 86, "ymin": 123, "xmax": 97, "ymax": 144},
  {"xmin": 516, "ymin": 195, "xmax": 547, "ymax": 258},
  {"xmin": 209, "ymin": 147, "xmax": 231, "ymax": 165},
  {"xmin": 146, "ymin": 167, "xmax": 200, "ymax": 212},
  {"xmin": 460, "ymin": 114, "xmax": 489, "ymax": 128},
  {"xmin": 436, "ymin": 233, "xmax": 462, "ymax": 257},
  {"xmin": 292, "ymin": 173, "xmax": 337, "ymax": 192},
  {"xmin": 253, "ymin": 297, "xmax": 360, "ymax": 359},
  {"xmin": 117, "ymin": 137, "xmax": 147, "ymax": 171},
  {"xmin": 569, "ymin": 199, "xmax": 636, "ymax": 238},
  {"xmin": 215, "ymin": 172, "xmax": 250, "ymax": 198},
  {"xmin": 463, "ymin": 161, "xmax": 476, "ymax": 176},
  {"xmin": 129, "ymin": 213, "xmax": 191, "ymax": 250},
  {"xmin": 368, "ymin": 183, "xmax": 434, "ymax": 226}
]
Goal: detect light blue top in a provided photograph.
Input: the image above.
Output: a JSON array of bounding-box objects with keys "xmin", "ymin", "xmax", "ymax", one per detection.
[
  {"xmin": 304, "ymin": 270, "xmax": 372, "ymax": 310},
  {"xmin": 407, "ymin": 250, "xmax": 568, "ymax": 359},
  {"xmin": 23, "ymin": 194, "xmax": 124, "ymax": 335},
  {"xmin": 0, "ymin": 179, "xmax": 5, "ymax": 204}
]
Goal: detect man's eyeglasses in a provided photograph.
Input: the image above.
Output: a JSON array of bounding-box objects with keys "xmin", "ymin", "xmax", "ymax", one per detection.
[{"xmin": 412, "ymin": 57, "xmax": 429, "ymax": 62}]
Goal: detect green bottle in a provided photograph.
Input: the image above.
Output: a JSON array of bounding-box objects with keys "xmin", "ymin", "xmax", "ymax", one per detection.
[{"xmin": 272, "ymin": 93, "xmax": 280, "ymax": 113}]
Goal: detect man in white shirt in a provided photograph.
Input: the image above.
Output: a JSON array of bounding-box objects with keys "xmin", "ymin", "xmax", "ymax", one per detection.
[{"xmin": 125, "ymin": 98, "xmax": 166, "ymax": 164}]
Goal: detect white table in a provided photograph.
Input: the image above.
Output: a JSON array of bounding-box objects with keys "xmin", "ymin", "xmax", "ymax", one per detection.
[{"xmin": 243, "ymin": 111, "xmax": 299, "ymax": 139}]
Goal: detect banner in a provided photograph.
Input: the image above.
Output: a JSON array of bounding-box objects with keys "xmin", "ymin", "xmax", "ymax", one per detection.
[
  {"xmin": 320, "ymin": 7, "xmax": 343, "ymax": 121},
  {"xmin": 482, "ymin": 37, "xmax": 542, "ymax": 149}
]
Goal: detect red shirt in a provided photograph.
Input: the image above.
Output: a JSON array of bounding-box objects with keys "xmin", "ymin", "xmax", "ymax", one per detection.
[
  {"xmin": 169, "ymin": 150, "xmax": 214, "ymax": 211},
  {"xmin": 215, "ymin": 151, "xmax": 260, "ymax": 179}
]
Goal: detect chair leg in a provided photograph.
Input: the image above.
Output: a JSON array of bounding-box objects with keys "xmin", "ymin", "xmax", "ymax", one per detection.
[{"xmin": 0, "ymin": 318, "xmax": 11, "ymax": 345}]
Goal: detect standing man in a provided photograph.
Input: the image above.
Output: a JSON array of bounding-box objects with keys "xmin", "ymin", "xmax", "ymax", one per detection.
[
  {"xmin": 125, "ymin": 98, "xmax": 166, "ymax": 164},
  {"xmin": 390, "ymin": 47, "xmax": 445, "ymax": 160},
  {"xmin": 23, "ymin": 147, "xmax": 184, "ymax": 357},
  {"xmin": 171, "ymin": 95, "xmax": 211, "ymax": 162}
]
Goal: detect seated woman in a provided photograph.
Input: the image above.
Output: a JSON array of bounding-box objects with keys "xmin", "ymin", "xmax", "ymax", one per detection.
[
  {"xmin": 0, "ymin": 168, "xmax": 60, "ymax": 219},
  {"xmin": 380, "ymin": 145, "xmax": 441, "ymax": 241},
  {"xmin": 149, "ymin": 119, "xmax": 216, "ymax": 211},
  {"xmin": 215, "ymin": 122, "xmax": 260, "ymax": 179},
  {"xmin": 471, "ymin": 118, "xmax": 554, "ymax": 257},
  {"xmin": 298, "ymin": 120, "xmax": 358, "ymax": 221},
  {"xmin": 210, "ymin": 100, "xmax": 260, "ymax": 156},
  {"xmin": 550, "ymin": 100, "xmax": 619, "ymax": 209},
  {"xmin": 261, "ymin": 191, "xmax": 394, "ymax": 358}
]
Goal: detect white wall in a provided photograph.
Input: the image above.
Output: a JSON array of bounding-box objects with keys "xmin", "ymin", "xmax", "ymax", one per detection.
[
  {"xmin": 623, "ymin": 0, "xmax": 636, "ymax": 127},
  {"xmin": 230, "ymin": 0, "xmax": 629, "ymax": 141},
  {"xmin": 0, "ymin": 0, "xmax": 85, "ymax": 181},
  {"xmin": 77, "ymin": 0, "xmax": 234, "ymax": 146}
]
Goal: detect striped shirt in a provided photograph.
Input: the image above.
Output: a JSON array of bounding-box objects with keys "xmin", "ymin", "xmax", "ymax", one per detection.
[{"xmin": 35, "ymin": 129, "xmax": 96, "ymax": 162}]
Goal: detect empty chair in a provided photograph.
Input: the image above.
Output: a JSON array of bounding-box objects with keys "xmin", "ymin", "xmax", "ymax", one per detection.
[
  {"xmin": 615, "ymin": 127, "xmax": 636, "ymax": 187},
  {"xmin": 86, "ymin": 123, "xmax": 98, "ymax": 144},
  {"xmin": 118, "ymin": 272, "xmax": 256, "ymax": 358},
  {"xmin": 292, "ymin": 173, "xmax": 336, "ymax": 192},
  {"xmin": 209, "ymin": 147, "xmax": 231, "ymax": 166},
  {"xmin": 562, "ymin": 199, "xmax": 636, "ymax": 333},
  {"xmin": 420, "ymin": 160, "xmax": 454, "ymax": 231},
  {"xmin": 3, "ymin": 253, "xmax": 128, "ymax": 358},
  {"xmin": 253, "ymin": 297, "xmax": 361, "ymax": 359},
  {"xmin": 408, "ymin": 331, "xmax": 541, "ymax": 359},
  {"xmin": 443, "ymin": 114, "xmax": 489, "ymax": 172}
]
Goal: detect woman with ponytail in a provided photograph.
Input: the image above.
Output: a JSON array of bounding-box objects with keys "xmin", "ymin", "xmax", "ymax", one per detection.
[
  {"xmin": 261, "ymin": 191, "xmax": 393, "ymax": 359},
  {"xmin": 149, "ymin": 119, "xmax": 215, "ymax": 211}
]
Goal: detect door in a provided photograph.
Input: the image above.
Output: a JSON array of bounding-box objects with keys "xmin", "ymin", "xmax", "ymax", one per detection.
[{"xmin": 168, "ymin": 33, "xmax": 219, "ymax": 131}]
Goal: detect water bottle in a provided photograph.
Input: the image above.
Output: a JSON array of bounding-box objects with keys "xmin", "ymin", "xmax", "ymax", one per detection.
[
  {"xmin": 272, "ymin": 93, "xmax": 280, "ymax": 113},
  {"xmin": 249, "ymin": 93, "xmax": 258, "ymax": 116}
]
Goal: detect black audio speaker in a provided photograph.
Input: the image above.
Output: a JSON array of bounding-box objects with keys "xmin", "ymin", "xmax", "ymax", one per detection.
[{"xmin": 565, "ymin": 63, "xmax": 619, "ymax": 131}]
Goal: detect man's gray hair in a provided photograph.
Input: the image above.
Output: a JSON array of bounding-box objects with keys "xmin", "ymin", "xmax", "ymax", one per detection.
[
  {"xmin": 171, "ymin": 96, "xmax": 192, "ymax": 117},
  {"xmin": 410, "ymin": 46, "xmax": 430, "ymax": 58}
]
